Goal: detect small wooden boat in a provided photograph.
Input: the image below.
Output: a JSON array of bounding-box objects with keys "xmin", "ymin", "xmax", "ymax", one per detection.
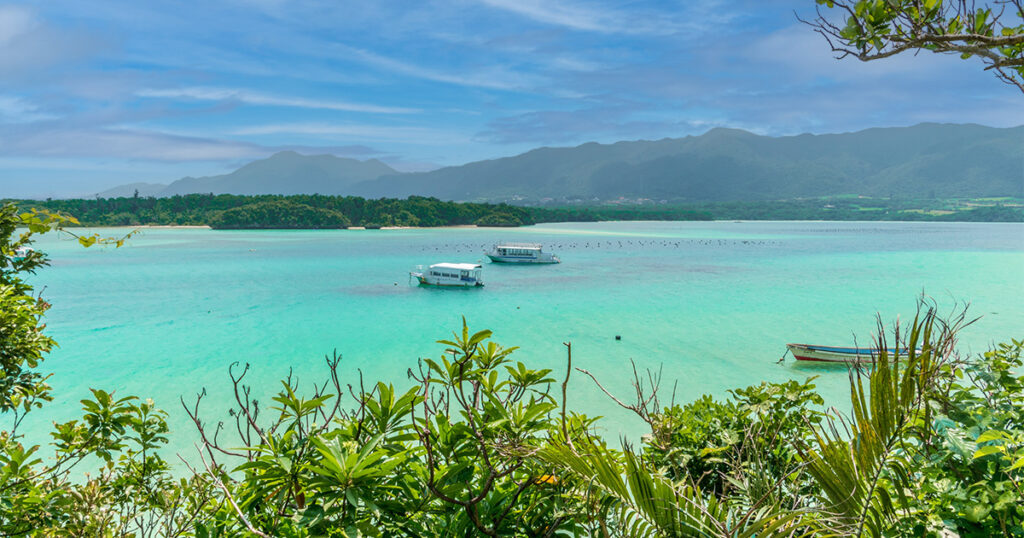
[{"xmin": 786, "ymin": 343, "xmax": 910, "ymax": 364}]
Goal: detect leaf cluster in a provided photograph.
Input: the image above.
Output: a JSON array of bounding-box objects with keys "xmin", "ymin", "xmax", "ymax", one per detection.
[{"xmin": 807, "ymin": 0, "xmax": 1024, "ymax": 91}]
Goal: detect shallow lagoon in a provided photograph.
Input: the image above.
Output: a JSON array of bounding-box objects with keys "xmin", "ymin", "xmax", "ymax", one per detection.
[{"xmin": 23, "ymin": 221, "xmax": 1024, "ymax": 456}]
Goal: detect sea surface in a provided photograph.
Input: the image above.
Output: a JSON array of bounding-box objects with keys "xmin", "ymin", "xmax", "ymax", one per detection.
[{"xmin": 19, "ymin": 221, "xmax": 1024, "ymax": 458}]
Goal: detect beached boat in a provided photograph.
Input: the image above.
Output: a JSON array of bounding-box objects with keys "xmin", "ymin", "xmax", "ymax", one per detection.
[
  {"xmin": 411, "ymin": 263, "xmax": 484, "ymax": 287},
  {"xmin": 786, "ymin": 343, "xmax": 911, "ymax": 364},
  {"xmin": 485, "ymin": 243, "xmax": 560, "ymax": 264}
]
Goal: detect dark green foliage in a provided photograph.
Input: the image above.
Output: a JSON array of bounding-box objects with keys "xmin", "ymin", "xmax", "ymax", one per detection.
[
  {"xmin": 644, "ymin": 396, "xmax": 746, "ymax": 493},
  {"xmin": 473, "ymin": 212, "xmax": 523, "ymax": 227},
  {"xmin": 892, "ymin": 339, "xmax": 1024, "ymax": 536},
  {"xmin": 0, "ymin": 204, "xmax": 57, "ymax": 416},
  {"xmin": 210, "ymin": 199, "xmax": 351, "ymax": 229},
  {"xmin": 642, "ymin": 378, "xmax": 824, "ymax": 498},
  {"xmin": 14, "ymin": 194, "xmax": 542, "ymax": 229}
]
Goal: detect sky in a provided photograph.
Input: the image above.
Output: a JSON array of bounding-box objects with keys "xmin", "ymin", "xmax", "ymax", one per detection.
[{"xmin": 1, "ymin": 0, "xmax": 1021, "ymax": 199}]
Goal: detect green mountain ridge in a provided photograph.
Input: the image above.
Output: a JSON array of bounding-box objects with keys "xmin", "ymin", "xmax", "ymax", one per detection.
[
  {"xmin": 98, "ymin": 124, "xmax": 1023, "ymax": 202},
  {"xmin": 148, "ymin": 151, "xmax": 399, "ymax": 197},
  {"xmin": 351, "ymin": 123, "xmax": 1023, "ymax": 201}
]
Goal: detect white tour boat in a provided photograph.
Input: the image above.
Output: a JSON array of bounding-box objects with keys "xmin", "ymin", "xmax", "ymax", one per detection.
[
  {"xmin": 485, "ymin": 243, "xmax": 560, "ymax": 264},
  {"xmin": 411, "ymin": 263, "xmax": 484, "ymax": 287},
  {"xmin": 13, "ymin": 246, "xmax": 33, "ymax": 261}
]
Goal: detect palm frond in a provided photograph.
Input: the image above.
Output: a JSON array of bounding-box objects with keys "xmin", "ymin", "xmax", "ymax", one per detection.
[
  {"xmin": 800, "ymin": 302, "xmax": 973, "ymax": 536},
  {"xmin": 540, "ymin": 442, "xmax": 809, "ymax": 537}
]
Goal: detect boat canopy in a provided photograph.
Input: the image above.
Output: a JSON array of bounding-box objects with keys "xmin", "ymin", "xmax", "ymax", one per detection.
[
  {"xmin": 431, "ymin": 263, "xmax": 482, "ymax": 271},
  {"xmin": 496, "ymin": 242, "xmax": 542, "ymax": 250}
]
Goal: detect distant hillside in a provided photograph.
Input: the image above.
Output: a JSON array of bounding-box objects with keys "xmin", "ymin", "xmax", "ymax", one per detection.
[
  {"xmin": 157, "ymin": 151, "xmax": 398, "ymax": 196},
  {"xmin": 96, "ymin": 182, "xmax": 167, "ymax": 198},
  {"xmin": 99, "ymin": 124, "xmax": 1022, "ymax": 202},
  {"xmin": 351, "ymin": 123, "xmax": 1023, "ymax": 202}
]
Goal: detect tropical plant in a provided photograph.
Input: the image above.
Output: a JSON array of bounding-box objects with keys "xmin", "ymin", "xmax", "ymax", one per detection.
[{"xmin": 798, "ymin": 304, "xmax": 976, "ymax": 536}]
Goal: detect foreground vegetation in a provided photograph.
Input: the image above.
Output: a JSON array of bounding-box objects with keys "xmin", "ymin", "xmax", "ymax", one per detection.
[
  {"xmin": 9, "ymin": 194, "xmax": 1020, "ymax": 231},
  {"xmin": 2, "ymin": 203, "xmax": 1024, "ymax": 536}
]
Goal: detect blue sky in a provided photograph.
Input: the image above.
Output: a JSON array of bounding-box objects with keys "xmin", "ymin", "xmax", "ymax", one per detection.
[{"xmin": 1, "ymin": 0, "xmax": 1020, "ymax": 198}]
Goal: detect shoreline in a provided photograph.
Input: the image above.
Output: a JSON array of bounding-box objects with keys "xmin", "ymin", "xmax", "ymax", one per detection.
[{"xmin": 47, "ymin": 219, "xmax": 1024, "ymax": 231}]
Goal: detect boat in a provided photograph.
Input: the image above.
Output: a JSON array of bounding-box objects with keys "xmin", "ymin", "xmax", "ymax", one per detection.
[
  {"xmin": 13, "ymin": 246, "xmax": 32, "ymax": 261},
  {"xmin": 411, "ymin": 263, "xmax": 484, "ymax": 287},
  {"xmin": 786, "ymin": 343, "xmax": 912, "ymax": 364},
  {"xmin": 485, "ymin": 242, "xmax": 560, "ymax": 264}
]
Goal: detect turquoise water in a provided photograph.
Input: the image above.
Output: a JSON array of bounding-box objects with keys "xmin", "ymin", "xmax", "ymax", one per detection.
[{"xmin": 20, "ymin": 221, "xmax": 1024, "ymax": 457}]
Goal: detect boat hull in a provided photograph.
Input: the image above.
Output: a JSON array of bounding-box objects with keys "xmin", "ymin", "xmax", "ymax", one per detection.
[
  {"xmin": 485, "ymin": 254, "xmax": 559, "ymax": 264},
  {"xmin": 414, "ymin": 275, "xmax": 483, "ymax": 287},
  {"xmin": 787, "ymin": 344, "xmax": 908, "ymax": 364}
]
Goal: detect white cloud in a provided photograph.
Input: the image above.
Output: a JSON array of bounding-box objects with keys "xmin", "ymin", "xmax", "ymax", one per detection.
[
  {"xmin": 0, "ymin": 4, "xmax": 102, "ymax": 76},
  {"xmin": 137, "ymin": 86, "xmax": 417, "ymax": 114},
  {"xmin": 0, "ymin": 5, "xmax": 35, "ymax": 45}
]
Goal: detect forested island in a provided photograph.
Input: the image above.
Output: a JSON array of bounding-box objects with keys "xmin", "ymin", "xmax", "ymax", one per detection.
[{"xmin": 8, "ymin": 193, "xmax": 1021, "ymax": 229}]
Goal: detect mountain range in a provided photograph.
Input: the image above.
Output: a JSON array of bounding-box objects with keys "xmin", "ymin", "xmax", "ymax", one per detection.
[{"xmin": 97, "ymin": 123, "xmax": 1024, "ymax": 202}]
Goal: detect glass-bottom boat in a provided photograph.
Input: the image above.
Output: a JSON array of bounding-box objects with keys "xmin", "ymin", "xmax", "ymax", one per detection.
[
  {"xmin": 485, "ymin": 243, "xmax": 559, "ymax": 264},
  {"xmin": 411, "ymin": 263, "xmax": 484, "ymax": 287}
]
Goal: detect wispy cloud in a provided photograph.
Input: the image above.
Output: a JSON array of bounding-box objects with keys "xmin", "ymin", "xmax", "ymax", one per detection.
[
  {"xmin": 336, "ymin": 45, "xmax": 543, "ymax": 91},
  {"xmin": 476, "ymin": 0, "xmax": 623, "ymax": 33},
  {"xmin": 473, "ymin": 0, "xmax": 702, "ymax": 35},
  {"xmin": 231, "ymin": 122, "xmax": 468, "ymax": 144},
  {"xmin": 0, "ymin": 125, "xmax": 268, "ymax": 161},
  {"xmin": 137, "ymin": 87, "xmax": 417, "ymax": 114},
  {"xmin": 0, "ymin": 95, "xmax": 56, "ymax": 123}
]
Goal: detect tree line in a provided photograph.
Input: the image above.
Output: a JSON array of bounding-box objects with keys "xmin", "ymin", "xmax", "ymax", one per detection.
[
  {"xmin": 15, "ymin": 194, "xmax": 715, "ymax": 228},
  {"xmin": 8, "ymin": 194, "xmax": 1020, "ymax": 230},
  {"xmin": 13, "ymin": 194, "xmax": 539, "ymax": 229}
]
